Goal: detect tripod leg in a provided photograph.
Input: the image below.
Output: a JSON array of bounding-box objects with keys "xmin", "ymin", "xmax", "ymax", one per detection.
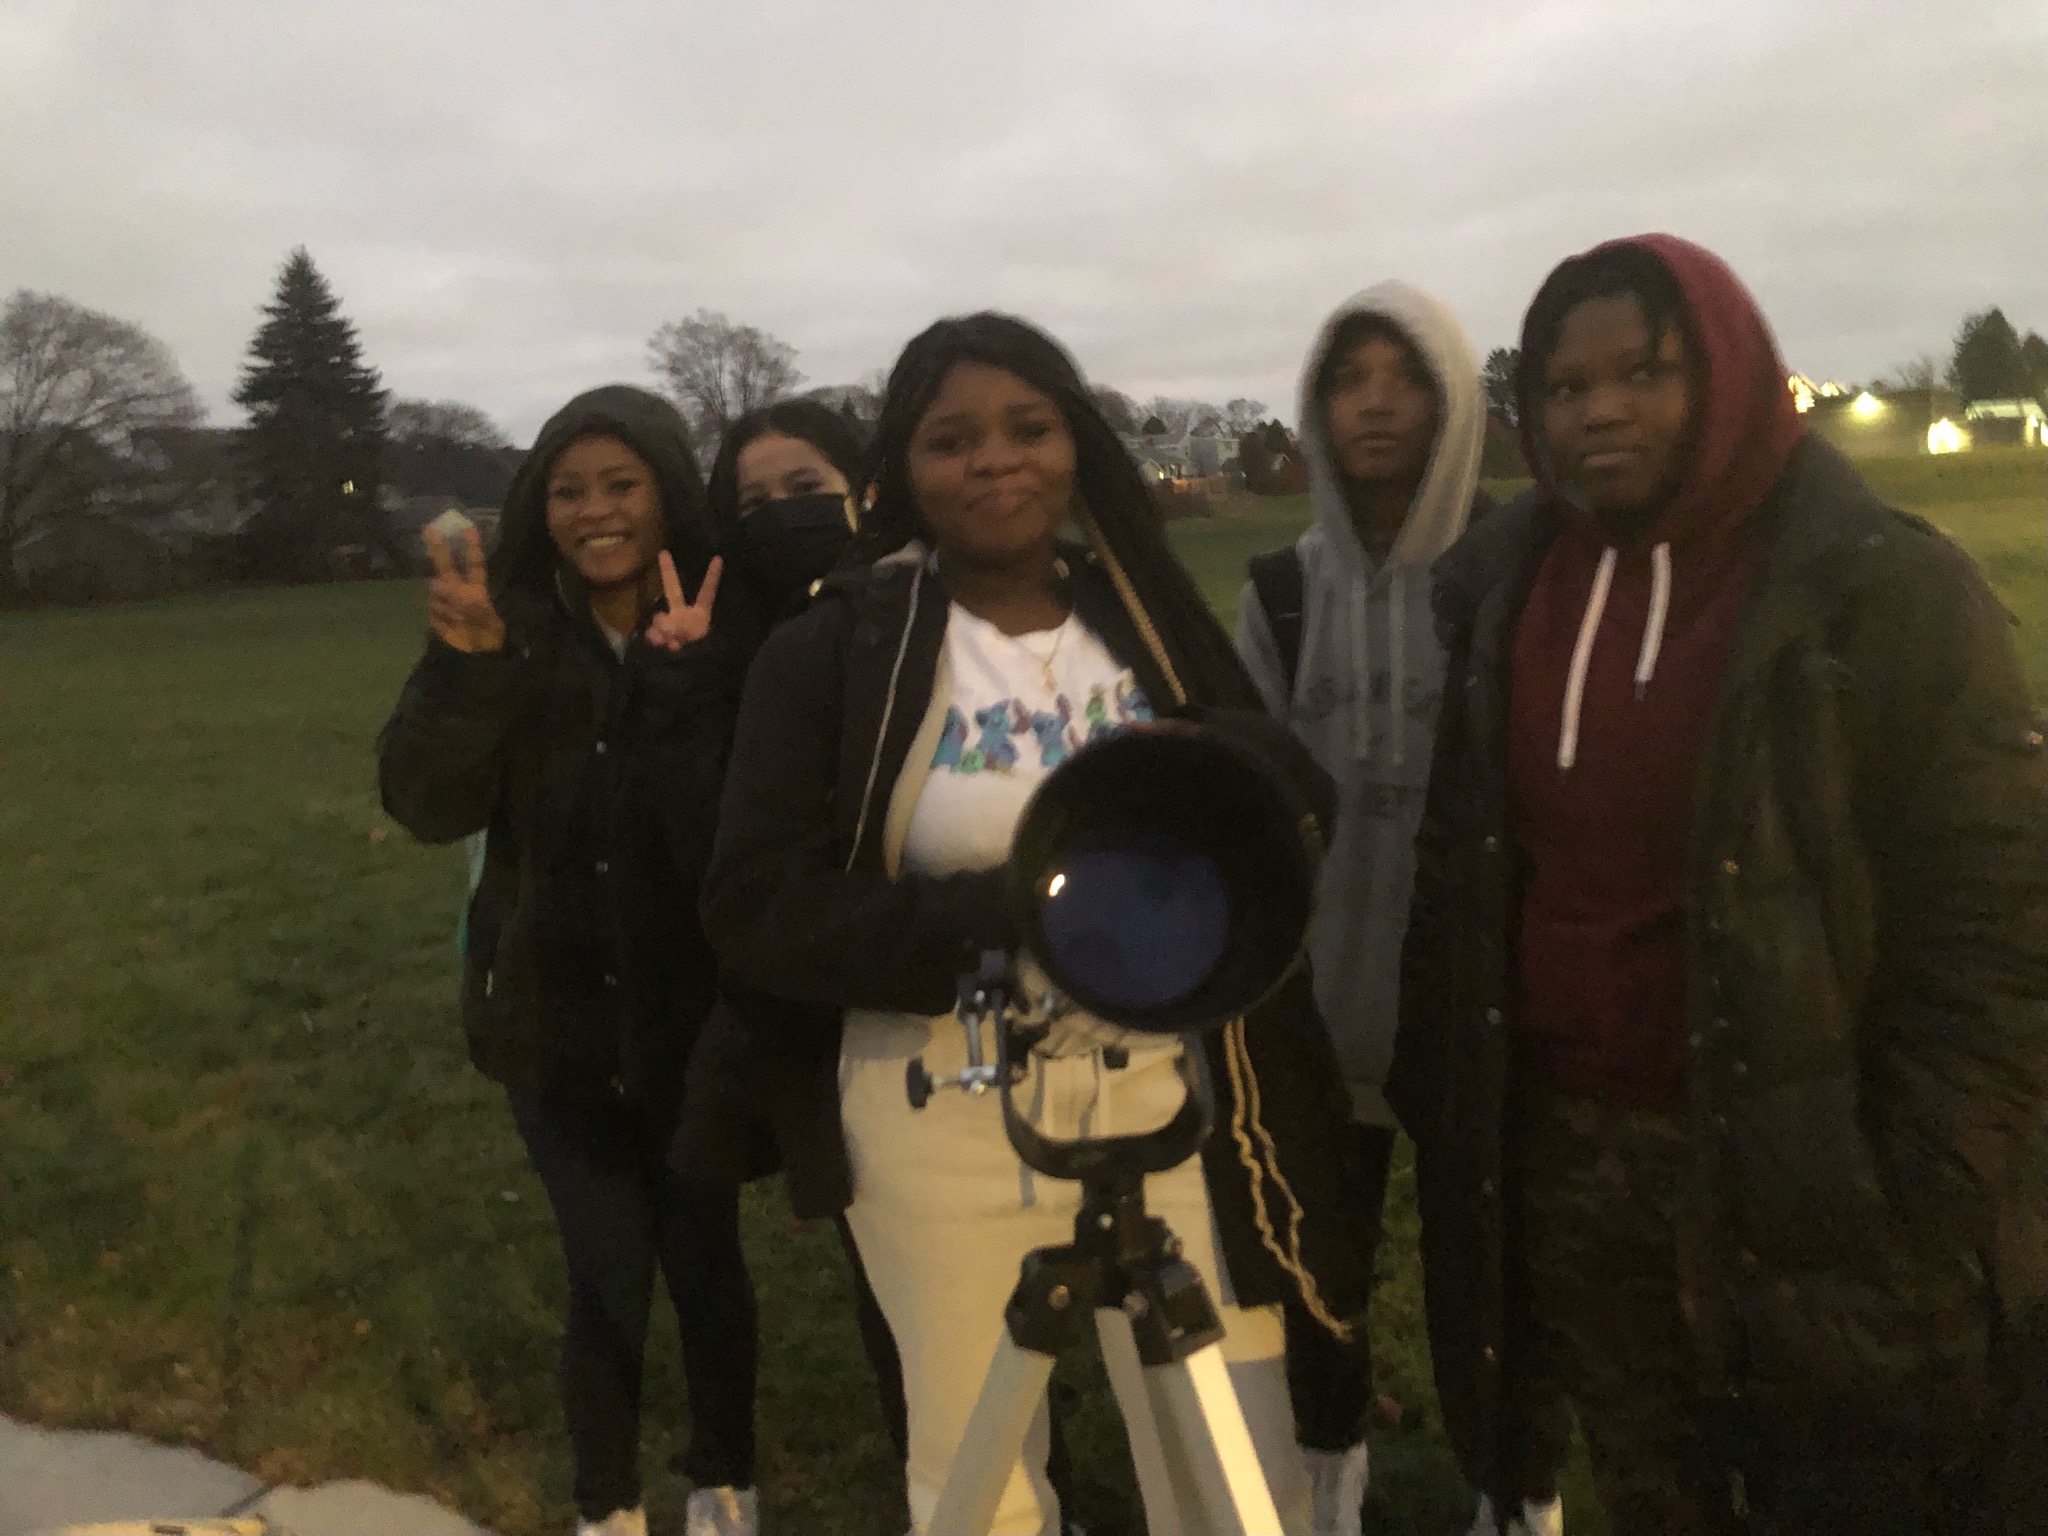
[
  {"xmin": 1144, "ymin": 1342, "xmax": 1287, "ymax": 1536},
  {"xmin": 1096, "ymin": 1306, "xmax": 1200, "ymax": 1536},
  {"xmin": 926, "ymin": 1335, "xmax": 1058, "ymax": 1536}
]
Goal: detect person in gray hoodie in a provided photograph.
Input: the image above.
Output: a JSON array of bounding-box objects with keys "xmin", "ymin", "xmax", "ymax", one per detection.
[{"xmin": 1237, "ymin": 282, "xmax": 1559, "ymax": 1536}]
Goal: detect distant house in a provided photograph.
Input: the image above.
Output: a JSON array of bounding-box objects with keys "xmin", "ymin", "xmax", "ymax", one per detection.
[
  {"xmin": 13, "ymin": 511, "xmax": 173, "ymax": 603},
  {"xmin": 7, "ymin": 424, "xmax": 257, "ymax": 601},
  {"xmin": 1963, "ymin": 397, "xmax": 2048, "ymax": 448},
  {"xmin": 1803, "ymin": 387, "xmax": 1967, "ymax": 459},
  {"xmin": 1787, "ymin": 374, "xmax": 1852, "ymax": 415},
  {"xmin": 1118, "ymin": 429, "xmax": 1242, "ymax": 491}
]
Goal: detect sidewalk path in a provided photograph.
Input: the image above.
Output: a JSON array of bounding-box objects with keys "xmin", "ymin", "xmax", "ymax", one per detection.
[{"xmin": 0, "ymin": 1415, "xmax": 497, "ymax": 1536}]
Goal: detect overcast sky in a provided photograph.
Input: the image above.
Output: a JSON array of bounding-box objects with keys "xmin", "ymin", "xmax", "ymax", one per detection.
[{"xmin": 4, "ymin": 0, "xmax": 2042, "ymax": 444}]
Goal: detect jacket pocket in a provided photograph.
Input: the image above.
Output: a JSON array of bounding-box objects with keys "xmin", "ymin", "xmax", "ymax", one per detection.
[
  {"xmin": 1724, "ymin": 1071, "xmax": 1892, "ymax": 1268},
  {"xmin": 1732, "ymin": 1236, "xmax": 1989, "ymax": 1452}
]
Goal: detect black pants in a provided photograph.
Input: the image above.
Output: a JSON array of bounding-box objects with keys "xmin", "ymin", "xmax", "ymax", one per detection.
[
  {"xmin": 1286, "ymin": 1121, "xmax": 1397, "ymax": 1452},
  {"xmin": 511, "ymin": 1089, "xmax": 759, "ymax": 1518}
]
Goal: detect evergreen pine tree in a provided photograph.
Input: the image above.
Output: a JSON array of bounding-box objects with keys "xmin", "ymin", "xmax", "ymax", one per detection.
[
  {"xmin": 233, "ymin": 248, "xmax": 388, "ymax": 580},
  {"xmin": 1945, "ymin": 306, "xmax": 2031, "ymax": 405}
]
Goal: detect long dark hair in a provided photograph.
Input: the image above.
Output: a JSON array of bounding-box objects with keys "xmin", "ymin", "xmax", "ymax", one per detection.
[
  {"xmin": 851, "ymin": 312, "xmax": 1261, "ymax": 711},
  {"xmin": 705, "ymin": 398, "xmax": 869, "ymax": 529}
]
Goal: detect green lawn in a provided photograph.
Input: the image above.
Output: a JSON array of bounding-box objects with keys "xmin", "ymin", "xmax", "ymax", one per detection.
[{"xmin": 1, "ymin": 448, "xmax": 2040, "ymax": 1534}]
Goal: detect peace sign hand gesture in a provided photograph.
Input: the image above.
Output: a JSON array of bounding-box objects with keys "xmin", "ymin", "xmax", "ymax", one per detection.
[
  {"xmin": 423, "ymin": 523, "xmax": 507, "ymax": 654},
  {"xmin": 644, "ymin": 550, "xmax": 722, "ymax": 652}
]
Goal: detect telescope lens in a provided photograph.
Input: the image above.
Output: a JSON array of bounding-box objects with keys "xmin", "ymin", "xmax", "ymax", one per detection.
[{"xmin": 1038, "ymin": 827, "xmax": 1232, "ymax": 1013}]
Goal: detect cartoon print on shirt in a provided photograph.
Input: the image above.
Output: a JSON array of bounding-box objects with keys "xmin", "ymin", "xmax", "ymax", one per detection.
[
  {"xmin": 1026, "ymin": 696, "xmax": 1074, "ymax": 768},
  {"xmin": 965, "ymin": 702, "xmax": 1019, "ymax": 774},
  {"xmin": 934, "ymin": 706, "xmax": 970, "ymax": 770},
  {"xmin": 933, "ymin": 681, "xmax": 1155, "ymax": 775}
]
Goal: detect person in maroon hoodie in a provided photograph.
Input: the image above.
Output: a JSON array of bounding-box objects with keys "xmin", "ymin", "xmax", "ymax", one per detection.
[{"xmin": 1388, "ymin": 234, "xmax": 2046, "ymax": 1535}]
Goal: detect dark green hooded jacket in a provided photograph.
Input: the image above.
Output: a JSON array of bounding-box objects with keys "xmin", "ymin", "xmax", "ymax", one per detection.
[{"xmin": 377, "ymin": 385, "xmax": 756, "ymax": 1118}]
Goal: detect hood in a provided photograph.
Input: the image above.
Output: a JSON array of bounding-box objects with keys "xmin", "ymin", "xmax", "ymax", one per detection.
[
  {"xmin": 1296, "ymin": 279, "xmax": 1486, "ymax": 576},
  {"xmin": 487, "ymin": 384, "xmax": 718, "ymax": 618},
  {"xmin": 1277, "ymin": 281, "xmax": 1487, "ymax": 773},
  {"xmin": 1514, "ymin": 232, "xmax": 1803, "ymax": 553}
]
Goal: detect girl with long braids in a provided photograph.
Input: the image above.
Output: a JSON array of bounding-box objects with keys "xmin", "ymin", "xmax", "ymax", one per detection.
[{"xmin": 699, "ymin": 314, "xmax": 1379, "ymax": 1536}]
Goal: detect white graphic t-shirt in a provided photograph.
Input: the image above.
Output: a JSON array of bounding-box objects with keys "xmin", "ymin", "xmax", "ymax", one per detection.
[{"xmin": 901, "ymin": 604, "xmax": 1154, "ymax": 879}]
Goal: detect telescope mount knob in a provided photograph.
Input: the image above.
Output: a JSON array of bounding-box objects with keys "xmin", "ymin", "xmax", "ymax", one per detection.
[{"xmin": 905, "ymin": 1057, "xmax": 934, "ymax": 1110}]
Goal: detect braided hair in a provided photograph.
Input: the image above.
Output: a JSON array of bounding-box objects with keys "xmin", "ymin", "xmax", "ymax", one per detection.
[{"xmin": 850, "ymin": 312, "xmax": 1263, "ymax": 712}]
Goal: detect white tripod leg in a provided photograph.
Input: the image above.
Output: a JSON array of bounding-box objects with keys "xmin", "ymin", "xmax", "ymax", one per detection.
[
  {"xmin": 1142, "ymin": 1340, "xmax": 1286, "ymax": 1535},
  {"xmin": 1096, "ymin": 1306, "xmax": 1200, "ymax": 1536},
  {"xmin": 925, "ymin": 1334, "xmax": 1058, "ymax": 1536}
]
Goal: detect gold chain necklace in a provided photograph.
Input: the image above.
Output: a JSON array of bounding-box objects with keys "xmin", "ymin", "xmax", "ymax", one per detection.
[{"xmin": 1022, "ymin": 617, "xmax": 1068, "ymax": 692}]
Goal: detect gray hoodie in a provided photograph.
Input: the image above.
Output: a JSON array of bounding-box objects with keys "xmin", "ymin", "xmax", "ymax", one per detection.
[{"xmin": 1235, "ymin": 281, "xmax": 1486, "ymax": 1126}]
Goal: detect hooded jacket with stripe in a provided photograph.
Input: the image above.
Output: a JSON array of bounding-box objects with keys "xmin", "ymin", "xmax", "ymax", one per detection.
[
  {"xmin": 376, "ymin": 385, "xmax": 754, "ymax": 1119},
  {"xmin": 696, "ymin": 543, "xmax": 1382, "ymax": 1322},
  {"xmin": 1236, "ymin": 280, "xmax": 1489, "ymax": 1129},
  {"xmin": 1386, "ymin": 237, "xmax": 2048, "ymax": 1510}
]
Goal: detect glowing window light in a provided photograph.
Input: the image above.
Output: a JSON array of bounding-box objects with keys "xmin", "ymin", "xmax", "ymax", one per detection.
[
  {"xmin": 1851, "ymin": 392, "xmax": 1884, "ymax": 419},
  {"xmin": 1927, "ymin": 418, "xmax": 1967, "ymax": 455}
]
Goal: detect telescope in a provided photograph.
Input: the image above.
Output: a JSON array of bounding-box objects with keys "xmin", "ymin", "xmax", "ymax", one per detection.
[
  {"xmin": 911, "ymin": 716, "xmax": 1329, "ymax": 1536},
  {"xmin": 905, "ymin": 717, "xmax": 1323, "ymax": 1169},
  {"xmin": 1012, "ymin": 716, "xmax": 1320, "ymax": 1034}
]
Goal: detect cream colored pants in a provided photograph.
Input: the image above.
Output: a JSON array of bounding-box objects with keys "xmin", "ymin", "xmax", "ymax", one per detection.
[{"xmin": 841, "ymin": 1009, "xmax": 1313, "ymax": 1536}]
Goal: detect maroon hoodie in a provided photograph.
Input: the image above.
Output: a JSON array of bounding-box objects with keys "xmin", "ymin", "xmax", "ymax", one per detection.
[{"xmin": 1505, "ymin": 234, "xmax": 1804, "ymax": 1108}]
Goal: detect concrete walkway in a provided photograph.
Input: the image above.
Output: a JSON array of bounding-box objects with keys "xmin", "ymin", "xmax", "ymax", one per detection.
[{"xmin": 0, "ymin": 1415, "xmax": 497, "ymax": 1536}]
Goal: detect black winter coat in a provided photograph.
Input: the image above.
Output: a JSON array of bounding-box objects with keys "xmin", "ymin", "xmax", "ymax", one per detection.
[
  {"xmin": 691, "ymin": 543, "xmax": 1383, "ymax": 1324},
  {"xmin": 377, "ymin": 386, "xmax": 751, "ymax": 1120},
  {"xmin": 1388, "ymin": 436, "xmax": 2048, "ymax": 1512}
]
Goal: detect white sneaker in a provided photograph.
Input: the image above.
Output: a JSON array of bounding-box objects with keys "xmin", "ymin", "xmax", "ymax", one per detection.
[
  {"xmin": 576, "ymin": 1508, "xmax": 647, "ymax": 1536},
  {"xmin": 685, "ymin": 1485, "xmax": 760, "ymax": 1536},
  {"xmin": 1470, "ymin": 1492, "xmax": 1566, "ymax": 1536},
  {"xmin": 1305, "ymin": 1440, "xmax": 1370, "ymax": 1536}
]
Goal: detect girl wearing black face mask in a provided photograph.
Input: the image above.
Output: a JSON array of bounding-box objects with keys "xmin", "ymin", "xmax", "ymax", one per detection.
[
  {"xmin": 678, "ymin": 398, "xmax": 936, "ymax": 1495},
  {"xmin": 704, "ymin": 399, "xmax": 865, "ymax": 625}
]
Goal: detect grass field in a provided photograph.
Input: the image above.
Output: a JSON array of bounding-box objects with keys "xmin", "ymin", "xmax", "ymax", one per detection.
[{"xmin": 2, "ymin": 447, "xmax": 2040, "ymax": 1534}]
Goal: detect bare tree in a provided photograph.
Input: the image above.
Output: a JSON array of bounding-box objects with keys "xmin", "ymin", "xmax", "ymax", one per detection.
[
  {"xmin": 648, "ymin": 309, "xmax": 804, "ymax": 451},
  {"xmin": 804, "ymin": 382, "xmax": 883, "ymax": 430},
  {"xmin": 1222, "ymin": 398, "xmax": 1267, "ymax": 435},
  {"xmin": 387, "ymin": 397, "xmax": 509, "ymax": 451},
  {"xmin": 1875, "ymin": 354, "xmax": 1940, "ymax": 392},
  {"xmin": 1145, "ymin": 396, "xmax": 1224, "ymax": 438},
  {"xmin": 1, "ymin": 289, "xmax": 201, "ymax": 598},
  {"xmin": 1091, "ymin": 385, "xmax": 1142, "ymax": 435},
  {"xmin": 385, "ymin": 396, "xmax": 516, "ymax": 510}
]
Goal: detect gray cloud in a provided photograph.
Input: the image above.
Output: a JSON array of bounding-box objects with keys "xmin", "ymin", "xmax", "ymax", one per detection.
[{"xmin": 3, "ymin": 0, "xmax": 2041, "ymax": 442}]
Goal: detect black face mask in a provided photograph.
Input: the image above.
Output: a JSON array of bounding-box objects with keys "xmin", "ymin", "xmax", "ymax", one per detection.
[{"xmin": 725, "ymin": 491, "xmax": 853, "ymax": 612}]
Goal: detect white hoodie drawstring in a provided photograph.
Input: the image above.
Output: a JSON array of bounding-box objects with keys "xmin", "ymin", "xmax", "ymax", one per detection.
[
  {"xmin": 1388, "ymin": 567, "xmax": 1408, "ymax": 767},
  {"xmin": 1557, "ymin": 548, "xmax": 1617, "ymax": 770},
  {"xmin": 1635, "ymin": 542, "xmax": 1672, "ymax": 699},
  {"xmin": 1558, "ymin": 541, "xmax": 1675, "ymax": 770},
  {"xmin": 1349, "ymin": 576, "xmax": 1371, "ymax": 761}
]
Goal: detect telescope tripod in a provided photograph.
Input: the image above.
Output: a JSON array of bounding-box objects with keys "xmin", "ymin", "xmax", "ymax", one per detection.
[{"xmin": 928, "ymin": 1164, "xmax": 1283, "ymax": 1536}]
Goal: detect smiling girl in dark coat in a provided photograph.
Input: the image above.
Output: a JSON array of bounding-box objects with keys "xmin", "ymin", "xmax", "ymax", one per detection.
[{"xmin": 378, "ymin": 385, "xmax": 769, "ymax": 1536}]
